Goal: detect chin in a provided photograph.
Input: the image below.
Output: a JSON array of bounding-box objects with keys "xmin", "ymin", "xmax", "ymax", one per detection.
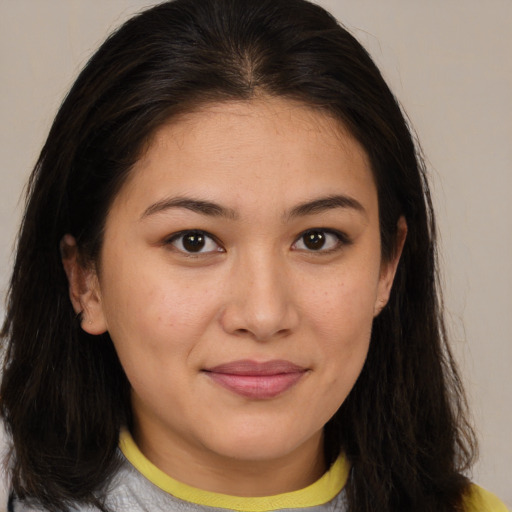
[{"xmin": 205, "ymin": 424, "xmax": 320, "ymax": 463}]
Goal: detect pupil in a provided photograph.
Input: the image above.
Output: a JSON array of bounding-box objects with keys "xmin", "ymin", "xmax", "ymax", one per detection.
[
  {"xmin": 304, "ymin": 231, "xmax": 325, "ymax": 250},
  {"xmin": 183, "ymin": 233, "xmax": 205, "ymax": 252}
]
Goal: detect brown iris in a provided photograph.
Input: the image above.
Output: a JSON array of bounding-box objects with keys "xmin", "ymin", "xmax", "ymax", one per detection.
[
  {"xmin": 182, "ymin": 232, "xmax": 206, "ymax": 252},
  {"xmin": 302, "ymin": 231, "xmax": 326, "ymax": 250}
]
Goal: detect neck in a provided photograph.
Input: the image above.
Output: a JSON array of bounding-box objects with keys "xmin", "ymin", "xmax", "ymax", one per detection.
[{"xmin": 132, "ymin": 422, "xmax": 326, "ymax": 496}]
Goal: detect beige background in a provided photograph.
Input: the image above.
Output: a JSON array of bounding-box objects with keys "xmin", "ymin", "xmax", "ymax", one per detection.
[{"xmin": 0, "ymin": 0, "xmax": 510, "ymax": 507}]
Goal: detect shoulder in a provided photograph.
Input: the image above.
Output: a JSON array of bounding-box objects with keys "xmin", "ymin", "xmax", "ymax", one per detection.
[
  {"xmin": 464, "ymin": 484, "xmax": 510, "ymax": 512},
  {"xmin": 7, "ymin": 494, "xmax": 100, "ymax": 512}
]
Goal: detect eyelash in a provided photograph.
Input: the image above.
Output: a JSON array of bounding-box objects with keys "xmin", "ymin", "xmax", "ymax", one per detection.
[
  {"xmin": 165, "ymin": 228, "xmax": 350, "ymax": 256},
  {"xmin": 165, "ymin": 230, "xmax": 224, "ymax": 255},
  {"xmin": 292, "ymin": 229, "xmax": 350, "ymax": 253}
]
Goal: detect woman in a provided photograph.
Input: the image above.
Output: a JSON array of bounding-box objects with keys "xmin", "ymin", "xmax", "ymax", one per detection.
[{"xmin": 0, "ymin": 0, "xmax": 507, "ymax": 511}]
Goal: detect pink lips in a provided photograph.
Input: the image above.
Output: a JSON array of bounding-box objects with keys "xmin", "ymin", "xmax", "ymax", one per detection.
[{"xmin": 203, "ymin": 360, "xmax": 307, "ymax": 399}]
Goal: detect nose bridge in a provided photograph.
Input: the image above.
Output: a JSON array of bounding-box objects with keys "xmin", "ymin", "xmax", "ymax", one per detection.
[{"xmin": 221, "ymin": 246, "xmax": 299, "ymax": 340}]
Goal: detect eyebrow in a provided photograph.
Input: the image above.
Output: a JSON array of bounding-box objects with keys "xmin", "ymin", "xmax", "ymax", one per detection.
[
  {"xmin": 140, "ymin": 193, "xmax": 366, "ymax": 221},
  {"xmin": 287, "ymin": 194, "xmax": 366, "ymax": 219},
  {"xmin": 140, "ymin": 196, "xmax": 238, "ymax": 220}
]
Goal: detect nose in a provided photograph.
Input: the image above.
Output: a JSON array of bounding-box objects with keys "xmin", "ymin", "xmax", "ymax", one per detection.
[{"xmin": 219, "ymin": 252, "xmax": 300, "ymax": 341}]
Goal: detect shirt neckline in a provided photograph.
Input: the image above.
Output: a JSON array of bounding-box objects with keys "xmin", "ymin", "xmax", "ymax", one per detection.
[{"xmin": 119, "ymin": 428, "xmax": 350, "ymax": 511}]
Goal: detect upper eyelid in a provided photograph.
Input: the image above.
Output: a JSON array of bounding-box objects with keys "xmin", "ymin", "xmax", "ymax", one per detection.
[
  {"xmin": 291, "ymin": 228, "xmax": 350, "ymax": 253},
  {"xmin": 166, "ymin": 230, "xmax": 224, "ymax": 252},
  {"xmin": 167, "ymin": 229, "xmax": 217, "ymax": 242},
  {"xmin": 293, "ymin": 228, "xmax": 349, "ymax": 242}
]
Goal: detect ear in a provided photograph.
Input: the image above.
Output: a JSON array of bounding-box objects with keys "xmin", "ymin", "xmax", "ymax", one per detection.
[
  {"xmin": 374, "ymin": 216, "xmax": 407, "ymax": 317},
  {"xmin": 60, "ymin": 234, "xmax": 108, "ymax": 335}
]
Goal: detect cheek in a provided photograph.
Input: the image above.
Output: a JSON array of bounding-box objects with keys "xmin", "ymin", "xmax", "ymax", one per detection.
[
  {"xmin": 99, "ymin": 258, "xmax": 222, "ymax": 368},
  {"xmin": 307, "ymin": 270, "xmax": 378, "ymax": 341},
  {"xmin": 303, "ymin": 267, "xmax": 378, "ymax": 389}
]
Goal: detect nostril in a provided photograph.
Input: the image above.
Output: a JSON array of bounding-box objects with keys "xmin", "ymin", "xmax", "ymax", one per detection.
[{"xmin": 220, "ymin": 293, "xmax": 300, "ymax": 341}]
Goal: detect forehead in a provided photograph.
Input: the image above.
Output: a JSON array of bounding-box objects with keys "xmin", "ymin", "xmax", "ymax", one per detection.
[
  {"xmin": 147, "ymin": 98, "xmax": 368, "ymax": 167},
  {"xmin": 113, "ymin": 97, "xmax": 376, "ymax": 218}
]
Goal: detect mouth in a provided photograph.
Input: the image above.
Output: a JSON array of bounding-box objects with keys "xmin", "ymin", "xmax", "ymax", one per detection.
[{"xmin": 202, "ymin": 360, "xmax": 308, "ymax": 399}]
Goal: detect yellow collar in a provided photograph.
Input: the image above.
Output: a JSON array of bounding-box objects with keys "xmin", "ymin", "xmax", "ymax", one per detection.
[{"xmin": 119, "ymin": 429, "xmax": 349, "ymax": 512}]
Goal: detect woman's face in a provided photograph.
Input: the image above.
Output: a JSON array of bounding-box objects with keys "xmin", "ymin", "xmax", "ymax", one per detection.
[{"xmin": 70, "ymin": 98, "xmax": 403, "ymax": 491}]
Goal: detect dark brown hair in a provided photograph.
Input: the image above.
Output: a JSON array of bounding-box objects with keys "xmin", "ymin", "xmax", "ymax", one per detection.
[{"xmin": 1, "ymin": 0, "xmax": 476, "ymax": 511}]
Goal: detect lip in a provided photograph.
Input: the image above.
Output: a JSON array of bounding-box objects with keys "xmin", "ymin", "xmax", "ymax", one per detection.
[{"xmin": 203, "ymin": 360, "xmax": 308, "ymax": 399}]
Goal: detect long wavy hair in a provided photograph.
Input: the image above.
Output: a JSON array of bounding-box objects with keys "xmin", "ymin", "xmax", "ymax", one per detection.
[{"xmin": 1, "ymin": 0, "xmax": 476, "ymax": 511}]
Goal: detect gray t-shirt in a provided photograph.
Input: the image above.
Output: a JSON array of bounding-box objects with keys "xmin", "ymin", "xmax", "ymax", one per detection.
[{"xmin": 9, "ymin": 453, "xmax": 349, "ymax": 512}]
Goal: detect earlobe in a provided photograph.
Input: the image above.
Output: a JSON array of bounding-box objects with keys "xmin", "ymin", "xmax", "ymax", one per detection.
[
  {"xmin": 60, "ymin": 234, "xmax": 108, "ymax": 335},
  {"xmin": 374, "ymin": 216, "xmax": 407, "ymax": 317}
]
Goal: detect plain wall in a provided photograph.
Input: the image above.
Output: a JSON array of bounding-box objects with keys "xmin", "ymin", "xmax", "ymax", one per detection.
[{"xmin": 0, "ymin": 0, "xmax": 510, "ymax": 507}]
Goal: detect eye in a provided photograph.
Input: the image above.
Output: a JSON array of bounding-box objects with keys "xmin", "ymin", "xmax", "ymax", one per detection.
[
  {"xmin": 167, "ymin": 230, "xmax": 223, "ymax": 254},
  {"xmin": 292, "ymin": 229, "xmax": 346, "ymax": 252}
]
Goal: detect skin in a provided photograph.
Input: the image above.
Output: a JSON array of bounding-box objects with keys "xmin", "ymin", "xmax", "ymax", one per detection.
[{"xmin": 62, "ymin": 97, "xmax": 405, "ymax": 496}]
